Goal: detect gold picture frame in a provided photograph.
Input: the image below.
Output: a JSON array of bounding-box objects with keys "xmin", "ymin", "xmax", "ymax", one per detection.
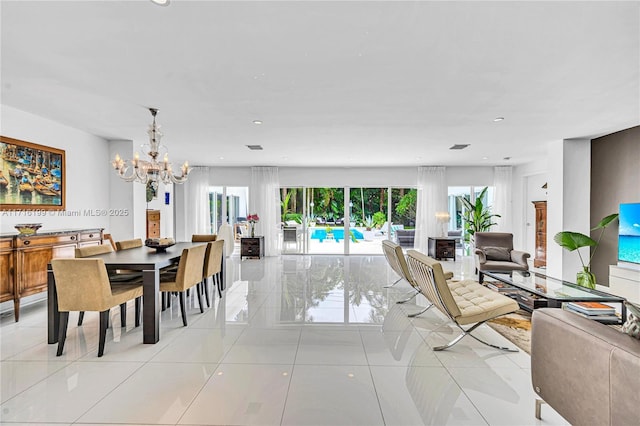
[{"xmin": 0, "ymin": 135, "xmax": 66, "ymax": 210}]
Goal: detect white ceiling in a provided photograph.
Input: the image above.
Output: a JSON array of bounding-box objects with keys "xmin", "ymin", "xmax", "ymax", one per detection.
[{"xmin": 2, "ymin": 0, "xmax": 639, "ymax": 168}]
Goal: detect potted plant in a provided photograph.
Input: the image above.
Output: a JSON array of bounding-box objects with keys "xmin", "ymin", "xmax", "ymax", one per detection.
[
  {"xmin": 363, "ymin": 215, "xmax": 375, "ymax": 241},
  {"xmin": 553, "ymin": 213, "xmax": 618, "ymax": 289},
  {"xmin": 458, "ymin": 187, "xmax": 500, "ymax": 251}
]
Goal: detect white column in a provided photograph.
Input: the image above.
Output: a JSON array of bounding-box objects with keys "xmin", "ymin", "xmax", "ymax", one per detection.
[
  {"xmin": 546, "ymin": 139, "xmax": 591, "ymax": 281},
  {"xmin": 108, "ymin": 140, "xmax": 146, "ymax": 240}
]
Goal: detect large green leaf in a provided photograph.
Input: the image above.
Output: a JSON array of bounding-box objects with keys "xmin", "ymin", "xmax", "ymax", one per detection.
[
  {"xmin": 553, "ymin": 232, "xmax": 597, "ymax": 251},
  {"xmin": 592, "ymin": 213, "xmax": 619, "ymax": 230}
]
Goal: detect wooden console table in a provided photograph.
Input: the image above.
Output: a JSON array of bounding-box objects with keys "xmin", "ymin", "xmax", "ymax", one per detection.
[{"xmin": 0, "ymin": 228, "xmax": 103, "ymax": 321}]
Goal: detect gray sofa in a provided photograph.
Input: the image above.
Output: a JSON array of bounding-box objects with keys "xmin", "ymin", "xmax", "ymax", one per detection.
[{"xmin": 531, "ymin": 308, "xmax": 640, "ymax": 425}]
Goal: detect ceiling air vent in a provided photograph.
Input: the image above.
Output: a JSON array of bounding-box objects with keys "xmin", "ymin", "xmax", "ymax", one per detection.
[
  {"xmin": 449, "ymin": 144, "xmax": 470, "ymax": 150},
  {"xmin": 246, "ymin": 145, "xmax": 263, "ymax": 150}
]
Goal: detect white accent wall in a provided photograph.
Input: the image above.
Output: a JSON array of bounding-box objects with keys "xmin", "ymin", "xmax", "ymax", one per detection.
[{"xmin": 0, "ymin": 105, "xmax": 111, "ymax": 233}]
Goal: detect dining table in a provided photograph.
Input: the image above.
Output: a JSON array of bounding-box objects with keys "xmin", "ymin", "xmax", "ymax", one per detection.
[{"xmin": 47, "ymin": 241, "xmax": 224, "ymax": 345}]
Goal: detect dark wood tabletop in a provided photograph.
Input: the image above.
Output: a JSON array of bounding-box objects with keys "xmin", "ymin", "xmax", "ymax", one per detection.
[{"xmin": 48, "ymin": 241, "xmax": 208, "ymax": 345}]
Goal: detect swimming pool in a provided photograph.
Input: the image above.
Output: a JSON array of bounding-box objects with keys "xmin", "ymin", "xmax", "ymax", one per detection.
[{"xmin": 310, "ymin": 228, "xmax": 364, "ymax": 242}]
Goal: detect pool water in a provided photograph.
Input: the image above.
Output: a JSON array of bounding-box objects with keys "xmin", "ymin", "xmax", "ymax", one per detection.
[{"xmin": 311, "ymin": 228, "xmax": 364, "ymax": 242}]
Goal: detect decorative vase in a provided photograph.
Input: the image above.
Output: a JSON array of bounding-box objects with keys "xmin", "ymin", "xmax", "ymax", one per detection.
[
  {"xmin": 576, "ymin": 267, "xmax": 596, "ymax": 289},
  {"xmin": 250, "ymin": 223, "xmax": 255, "ymax": 238}
]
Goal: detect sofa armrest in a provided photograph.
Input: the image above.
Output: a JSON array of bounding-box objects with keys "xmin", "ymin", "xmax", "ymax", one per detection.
[
  {"xmin": 510, "ymin": 250, "xmax": 530, "ymax": 267},
  {"xmin": 443, "ymin": 271, "xmax": 454, "ymax": 280},
  {"xmin": 474, "ymin": 249, "xmax": 487, "ymax": 264},
  {"xmin": 531, "ymin": 308, "xmax": 640, "ymax": 425}
]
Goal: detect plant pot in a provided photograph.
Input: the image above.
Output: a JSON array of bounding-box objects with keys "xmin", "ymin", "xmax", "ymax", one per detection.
[{"xmin": 576, "ymin": 267, "xmax": 596, "ymax": 289}]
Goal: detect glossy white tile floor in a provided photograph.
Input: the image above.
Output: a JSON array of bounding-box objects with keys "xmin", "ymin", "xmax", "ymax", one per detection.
[{"xmin": 0, "ymin": 254, "xmax": 569, "ymax": 425}]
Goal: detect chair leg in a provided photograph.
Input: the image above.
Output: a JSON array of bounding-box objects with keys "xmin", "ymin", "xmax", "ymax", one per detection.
[
  {"xmin": 433, "ymin": 321, "xmax": 518, "ymax": 352},
  {"xmin": 478, "ymin": 271, "xmax": 484, "ymax": 283},
  {"xmin": 135, "ymin": 297, "xmax": 141, "ymax": 327},
  {"xmin": 120, "ymin": 302, "xmax": 127, "ymax": 327},
  {"xmin": 98, "ymin": 310, "xmax": 109, "ymax": 357},
  {"xmin": 396, "ymin": 289, "xmax": 419, "ymax": 304},
  {"xmin": 56, "ymin": 311, "xmax": 69, "ymax": 356},
  {"xmin": 162, "ymin": 292, "xmax": 167, "ymax": 311},
  {"xmin": 179, "ymin": 292, "xmax": 187, "ymax": 326},
  {"xmin": 196, "ymin": 283, "xmax": 204, "ymax": 313},
  {"xmin": 535, "ymin": 398, "xmax": 545, "ymax": 420},
  {"xmin": 215, "ymin": 274, "xmax": 222, "ymax": 298},
  {"xmin": 407, "ymin": 303, "xmax": 433, "ymax": 318},
  {"xmin": 203, "ymin": 278, "xmax": 211, "ymax": 307},
  {"xmin": 383, "ymin": 277, "xmax": 402, "ymax": 289},
  {"xmin": 77, "ymin": 311, "xmax": 85, "ymax": 326}
]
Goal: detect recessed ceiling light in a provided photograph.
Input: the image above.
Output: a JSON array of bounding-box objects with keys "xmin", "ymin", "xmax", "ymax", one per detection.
[
  {"xmin": 482, "ymin": 156, "xmax": 489, "ymax": 160},
  {"xmin": 253, "ymin": 120, "xmax": 263, "ymax": 125},
  {"xmin": 493, "ymin": 117, "xmax": 505, "ymax": 122},
  {"xmin": 450, "ymin": 144, "xmax": 470, "ymax": 150},
  {"xmin": 218, "ymin": 156, "xmax": 224, "ymax": 160},
  {"xmin": 150, "ymin": 0, "xmax": 170, "ymax": 6}
]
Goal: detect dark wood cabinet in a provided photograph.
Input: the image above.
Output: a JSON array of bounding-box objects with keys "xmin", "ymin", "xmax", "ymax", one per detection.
[
  {"xmin": 241, "ymin": 237, "xmax": 264, "ymax": 259},
  {"xmin": 428, "ymin": 237, "xmax": 456, "ymax": 261},
  {"xmin": 532, "ymin": 201, "xmax": 547, "ymax": 268},
  {"xmin": 146, "ymin": 209, "xmax": 160, "ymax": 239},
  {"xmin": 1, "ymin": 228, "xmax": 103, "ymax": 321}
]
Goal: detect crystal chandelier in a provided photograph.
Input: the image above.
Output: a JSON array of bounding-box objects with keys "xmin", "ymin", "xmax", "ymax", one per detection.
[{"xmin": 112, "ymin": 108, "xmax": 190, "ymax": 186}]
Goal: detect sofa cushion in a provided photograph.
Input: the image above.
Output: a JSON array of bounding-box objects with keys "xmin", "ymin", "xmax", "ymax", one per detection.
[
  {"xmin": 483, "ymin": 246, "xmax": 512, "ymax": 261},
  {"xmin": 622, "ymin": 302, "xmax": 640, "ymax": 339}
]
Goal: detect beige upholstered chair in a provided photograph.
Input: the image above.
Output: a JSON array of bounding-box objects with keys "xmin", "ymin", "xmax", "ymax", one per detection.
[
  {"xmin": 189, "ymin": 235, "xmax": 218, "ymax": 306},
  {"xmin": 406, "ymin": 250, "xmax": 519, "ymax": 351},
  {"xmin": 382, "ymin": 240, "xmax": 453, "ymax": 317},
  {"xmin": 474, "ymin": 232, "xmax": 530, "ymax": 283},
  {"xmin": 103, "ymin": 233, "xmax": 117, "ymax": 251},
  {"xmin": 159, "ymin": 244, "xmax": 207, "ymax": 326},
  {"xmin": 75, "ymin": 244, "xmax": 113, "ymax": 258},
  {"xmin": 115, "ymin": 238, "xmax": 143, "ymax": 251},
  {"xmin": 203, "ymin": 240, "xmax": 225, "ymax": 300},
  {"xmin": 51, "ymin": 258, "xmax": 143, "ymax": 357},
  {"xmin": 74, "ymin": 243, "xmax": 142, "ymax": 327},
  {"xmin": 192, "ymin": 234, "xmax": 217, "ymax": 242}
]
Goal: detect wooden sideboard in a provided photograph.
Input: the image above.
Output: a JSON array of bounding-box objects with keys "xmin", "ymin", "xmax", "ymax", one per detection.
[
  {"xmin": 532, "ymin": 201, "xmax": 547, "ymax": 268},
  {"xmin": 0, "ymin": 228, "xmax": 103, "ymax": 321},
  {"xmin": 146, "ymin": 209, "xmax": 160, "ymax": 239}
]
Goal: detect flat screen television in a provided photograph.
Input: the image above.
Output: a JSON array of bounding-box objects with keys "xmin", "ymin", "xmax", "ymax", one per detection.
[{"xmin": 618, "ymin": 203, "xmax": 640, "ymax": 265}]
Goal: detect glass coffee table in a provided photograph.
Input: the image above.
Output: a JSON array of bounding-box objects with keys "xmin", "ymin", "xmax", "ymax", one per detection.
[{"xmin": 482, "ymin": 270, "xmax": 627, "ymax": 324}]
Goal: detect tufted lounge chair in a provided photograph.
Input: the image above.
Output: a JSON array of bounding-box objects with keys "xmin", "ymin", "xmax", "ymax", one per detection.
[
  {"xmin": 406, "ymin": 250, "xmax": 519, "ymax": 351},
  {"xmin": 382, "ymin": 240, "xmax": 454, "ymax": 317}
]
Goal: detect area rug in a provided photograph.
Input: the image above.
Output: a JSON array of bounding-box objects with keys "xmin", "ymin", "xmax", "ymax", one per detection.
[{"xmin": 487, "ymin": 310, "xmax": 532, "ymax": 354}]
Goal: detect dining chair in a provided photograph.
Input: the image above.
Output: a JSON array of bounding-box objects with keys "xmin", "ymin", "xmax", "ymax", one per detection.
[
  {"xmin": 190, "ymin": 235, "xmax": 219, "ymax": 306},
  {"xmin": 51, "ymin": 258, "xmax": 143, "ymax": 357},
  {"xmin": 75, "ymin": 243, "xmax": 142, "ymax": 327},
  {"xmin": 203, "ymin": 240, "xmax": 225, "ymax": 304},
  {"xmin": 115, "ymin": 238, "xmax": 143, "ymax": 251},
  {"xmin": 159, "ymin": 244, "xmax": 207, "ymax": 326},
  {"xmin": 103, "ymin": 233, "xmax": 117, "ymax": 251}
]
